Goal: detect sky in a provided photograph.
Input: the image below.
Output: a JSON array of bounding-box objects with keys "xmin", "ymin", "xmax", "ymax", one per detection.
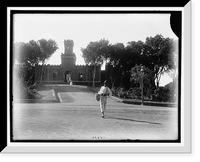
[{"xmin": 13, "ymin": 13, "xmax": 177, "ymax": 86}]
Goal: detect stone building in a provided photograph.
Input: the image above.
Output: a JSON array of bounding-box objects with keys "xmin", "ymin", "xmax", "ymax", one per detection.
[{"xmin": 35, "ymin": 39, "xmax": 101, "ymax": 85}]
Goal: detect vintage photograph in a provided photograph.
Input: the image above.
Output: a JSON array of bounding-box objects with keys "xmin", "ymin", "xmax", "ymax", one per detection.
[{"xmin": 12, "ymin": 11, "xmax": 179, "ymax": 142}]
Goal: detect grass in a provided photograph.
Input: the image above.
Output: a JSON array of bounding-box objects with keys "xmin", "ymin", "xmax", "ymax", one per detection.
[{"xmin": 14, "ymin": 83, "xmax": 59, "ymax": 103}]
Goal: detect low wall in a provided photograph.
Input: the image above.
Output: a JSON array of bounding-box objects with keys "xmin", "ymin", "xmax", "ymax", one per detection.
[{"xmin": 36, "ymin": 81, "xmax": 102, "ymax": 86}]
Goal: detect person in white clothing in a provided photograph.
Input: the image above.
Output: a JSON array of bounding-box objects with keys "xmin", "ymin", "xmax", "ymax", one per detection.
[{"xmin": 98, "ymin": 80, "xmax": 112, "ymax": 118}]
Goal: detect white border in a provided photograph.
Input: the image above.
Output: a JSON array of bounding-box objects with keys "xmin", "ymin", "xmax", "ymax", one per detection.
[
  {"xmin": 8, "ymin": 6, "xmax": 183, "ymax": 11},
  {"xmin": 7, "ymin": 7, "xmax": 11, "ymax": 149},
  {"xmin": 4, "ymin": 3, "xmax": 191, "ymax": 153}
]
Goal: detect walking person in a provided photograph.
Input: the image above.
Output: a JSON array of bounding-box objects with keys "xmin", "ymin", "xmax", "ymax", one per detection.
[{"xmin": 98, "ymin": 80, "xmax": 112, "ymax": 118}]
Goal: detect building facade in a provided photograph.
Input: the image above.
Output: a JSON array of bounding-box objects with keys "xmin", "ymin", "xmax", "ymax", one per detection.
[{"xmin": 35, "ymin": 39, "xmax": 101, "ymax": 85}]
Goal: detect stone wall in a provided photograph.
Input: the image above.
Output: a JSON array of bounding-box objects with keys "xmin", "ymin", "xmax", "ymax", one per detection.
[{"xmin": 35, "ymin": 64, "xmax": 101, "ymax": 84}]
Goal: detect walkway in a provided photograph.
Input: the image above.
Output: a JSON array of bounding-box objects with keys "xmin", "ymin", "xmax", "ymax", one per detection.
[{"xmin": 13, "ymin": 84, "xmax": 178, "ymax": 141}]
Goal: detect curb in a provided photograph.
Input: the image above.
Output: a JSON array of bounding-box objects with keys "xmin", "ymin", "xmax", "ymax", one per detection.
[
  {"xmin": 110, "ymin": 96, "xmax": 177, "ymax": 107},
  {"xmin": 110, "ymin": 96, "xmax": 123, "ymax": 102},
  {"xmin": 86, "ymin": 86, "xmax": 177, "ymax": 107},
  {"xmin": 51, "ymin": 88, "xmax": 62, "ymax": 103},
  {"xmin": 13, "ymin": 99, "xmax": 58, "ymax": 103},
  {"xmin": 57, "ymin": 93, "xmax": 63, "ymax": 103},
  {"xmin": 121, "ymin": 100, "xmax": 177, "ymax": 107}
]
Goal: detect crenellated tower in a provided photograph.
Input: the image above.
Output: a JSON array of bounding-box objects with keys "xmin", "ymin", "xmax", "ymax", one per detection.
[
  {"xmin": 61, "ymin": 39, "xmax": 76, "ymax": 67},
  {"xmin": 64, "ymin": 39, "xmax": 74, "ymax": 55},
  {"xmin": 61, "ymin": 39, "xmax": 76, "ymax": 82}
]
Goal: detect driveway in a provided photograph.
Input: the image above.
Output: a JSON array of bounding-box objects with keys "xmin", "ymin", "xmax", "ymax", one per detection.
[
  {"xmin": 13, "ymin": 85, "xmax": 178, "ymax": 141},
  {"xmin": 54, "ymin": 85, "xmax": 98, "ymax": 104}
]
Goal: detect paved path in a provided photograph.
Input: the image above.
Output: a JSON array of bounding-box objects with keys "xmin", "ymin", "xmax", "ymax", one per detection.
[
  {"xmin": 13, "ymin": 85, "xmax": 178, "ymax": 141},
  {"xmin": 54, "ymin": 85, "xmax": 98, "ymax": 104}
]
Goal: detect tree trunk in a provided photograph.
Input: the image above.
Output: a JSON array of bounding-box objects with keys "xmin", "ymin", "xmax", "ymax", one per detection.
[
  {"xmin": 110, "ymin": 76, "xmax": 115, "ymax": 89},
  {"xmin": 155, "ymin": 73, "xmax": 162, "ymax": 88},
  {"xmin": 92, "ymin": 65, "xmax": 96, "ymax": 87},
  {"xmin": 155, "ymin": 67, "xmax": 164, "ymax": 88},
  {"xmin": 120, "ymin": 72, "xmax": 124, "ymax": 87},
  {"xmin": 40, "ymin": 61, "xmax": 45, "ymax": 83}
]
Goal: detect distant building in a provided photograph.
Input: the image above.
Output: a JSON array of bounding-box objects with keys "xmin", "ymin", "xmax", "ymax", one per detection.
[{"xmin": 35, "ymin": 39, "xmax": 101, "ymax": 85}]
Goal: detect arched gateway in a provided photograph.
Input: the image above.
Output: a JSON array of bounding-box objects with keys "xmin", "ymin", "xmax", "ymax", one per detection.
[{"xmin": 64, "ymin": 70, "xmax": 71, "ymax": 82}]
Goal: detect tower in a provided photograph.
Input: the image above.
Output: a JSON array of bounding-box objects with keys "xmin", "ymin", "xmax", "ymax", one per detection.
[
  {"xmin": 64, "ymin": 39, "xmax": 74, "ymax": 55},
  {"xmin": 61, "ymin": 39, "xmax": 76, "ymax": 82},
  {"xmin": 61, "ymin": 39, "xmax": 76, "ymax": 66}
]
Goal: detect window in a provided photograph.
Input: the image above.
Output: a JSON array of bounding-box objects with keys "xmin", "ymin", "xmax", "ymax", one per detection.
[
  {"xmin": 53, "ymin": 71, "xmax": 57, "ymax": 80},
  {"xmin": 79, "ymin": 72, "xmax": 83, "ymax": 81},
  {"xmin": 42, "ymin": 72, "xmax": 45, "ymax": 81}
]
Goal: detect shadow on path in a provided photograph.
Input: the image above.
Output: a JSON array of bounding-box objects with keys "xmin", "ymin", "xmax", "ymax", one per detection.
[{"xmin": 105, "ymin": 116, "xmax": 162, "ymax": 125}]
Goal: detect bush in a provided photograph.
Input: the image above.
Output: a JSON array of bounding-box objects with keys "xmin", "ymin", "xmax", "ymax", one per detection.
[
  {"xmin": 111, "ymin": 87, "xmax": 141, "ymax": 99},
  {"xmin": 13, "ymin": 78, "xmax": 41, "ymax": 100},
  {"xmin": 126, "ymin": 88, "xmax": 141, "ymax": 99},
  {"xmin": 152, "ymin": 86, "xmax": 176, "ymax": 102},
  {"xmin": 112, "ymin": 84, "xmax": 177, "ymax": 102},
  {"xmin": 111, "ymin": 87, "xmax": 126, "ymax": 98},
  {"xmin": 116, "ymin": 87, "xmax": 127, "ymax": 98}
]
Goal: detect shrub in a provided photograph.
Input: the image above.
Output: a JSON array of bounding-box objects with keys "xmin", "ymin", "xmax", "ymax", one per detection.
[
  {"xmin": 152, "ymin": 86, "xmax": 176, "ymax": 102},
  {"xmin": 112, "ymin": 84, "xmax": 177, "ymax": 102},
  {"xmin": 111, "ymin": 87, "xmax": 127, "ymax": 98},
  {"xmin": 116, "ymin": 87, "xmax": 127, "ymax": 98},
  {"xmin": 126, "ymin": 87, "xmax": 141, "ymax": 99},
  {"xmin": 112, "ymin": 87, "xmax": 141, "ymax": 99},
  {"xmin": 13, "ymin": 78, "xmax": 41, "ymax": 100}
]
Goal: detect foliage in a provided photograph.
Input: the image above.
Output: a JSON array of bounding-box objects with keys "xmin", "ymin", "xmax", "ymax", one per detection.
[
  {"xmin": 81, "ymin": 38, "xmax": 110, "ymax": 86},
  {"xmin": 115, "ymin": 87, "xmax": 127, "ymax": 98},
  {"xmin": 14, "ymin": 42, "xmax": 41, "ymax": 66},
  {"xmin": 108, "ymin": 43, "xmax": 126, "ymax": 67},
  {"xmin": 152, "ymin": 87, "xmax": 173, "ymax": 102},
  {"xmin": 111, "ymin": 63, "xmax": 177, "ymax": 102},
  {"xmin": 37, "ymin": 39, "xmax": 59, "ymax": 64},
  {"xmin": 14, "ymin": 39, "xmax": 58, "ymax": 66},
  {"xmin": 14, "ymin": 39, "xmax": 58, "ymax": 99},
  {"xmin": 125, "ymin": 40, "xmax": 145, "ymax": 69},
  {"xmin": 14, "ymin": 39, "xmax": 59, "ymax": 83},
  {"xmin": 81, "ymin": 38, "xmax": 110, "ymax": 65},
  {"xmin": 111, "ymin": 87, "xmax": 141, "ymax": 100},
  {"xmin": 107, "ymin": 43, "xmax": 126, "ymax": 88},
  {"xmin": 102, "ymin": 34, "xmax": 178, "ymax": 90},
  {"xmin": 111, "ymin": 85, "xmax": 177, "ymax": 102},
  {"xmin": 163, "ymin": 77, "xmax": 178, "ymax": 102},
  {"xmin": 37, "ymin": 39, "xmax": 58, "ymax": 82},
  {"xmin": 13, "ymin": 77, "xmax": 42, "ymax": 100},
  {"xmin": 130, "ymin": 65, "xmax": 155, "ymax": 99},
  {"xmin": 126, "ymin": 88, "xmax": 141, "ymax": 99},
  {"xmin": 143, "ymin": 34, "xmax": 178, "ymax": 87}
]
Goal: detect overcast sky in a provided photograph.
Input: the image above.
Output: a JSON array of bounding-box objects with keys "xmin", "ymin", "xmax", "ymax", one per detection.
[
  {"xmin": 14, "ymin": 13, "xmax": 177, "ymax": 64},
  {"xmin": 13, "ymin": 13, "xmax": 178, "ymax": 85}
]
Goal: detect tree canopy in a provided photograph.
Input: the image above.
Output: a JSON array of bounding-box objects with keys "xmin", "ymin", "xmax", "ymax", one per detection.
[
  {"xmin": 81, "ymin": 38, "xmax": 110, "ymax": 86},
  {"xmin": 81, "ymin": 38, "xmax": 110, "ymax": 65},
  {"xmin": 81, "ymin": 34, "xmax": 178, "ymax": 89},
  {"xmin": 14, "ymin": 38, "xmax": 58, "ymax": 83},
  {"xmin": 14, "ymin": 39, "xmax": 58, "ymax": 66},
  {"xmin": 37, "ymin": 39, "xmax": 58, "ymax": 65}
]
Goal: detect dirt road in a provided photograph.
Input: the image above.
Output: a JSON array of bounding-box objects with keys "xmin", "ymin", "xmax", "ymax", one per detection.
[{"xmin": 13, "ymin": 85, "xmax": 178, "ymax": 141}]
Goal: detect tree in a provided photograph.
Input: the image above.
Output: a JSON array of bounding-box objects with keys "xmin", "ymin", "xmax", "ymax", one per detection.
[
  {"xmin": 81, "ymin": 39, "xmax": 110, "ymax": 86},
  {"xmin": 14, "ymin": 41, "xmax": 42, "ymax": 86},
  {"xmin": 143, "ymin": 34, "xmax": 178, "ymax": 87},
  {"xmin": 130, "ymin": 65, "xmax": 155, "ymax": 99},
  {"xmin": 108, "ymin": 43, "xmax": 126, "ymax": 88},
  {"xmin": 14, "ymin": 39, "xmax": 58, "ymax": 83},
  {"xmin": 37, "ymin": 39, "xmax": 58, "ymax": 82},
  {"xmin": 126, "ymin": 40, "xmax": 145, "ymax": 67},
  {"xmin": 14, "ymin": 41, "xmax": 41, "ymax": 66}
]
